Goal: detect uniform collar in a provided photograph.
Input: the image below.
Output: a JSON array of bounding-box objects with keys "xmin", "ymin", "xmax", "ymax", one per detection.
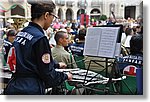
[
  {"xmin": 4, "ymin": 38, "xmax": 12, "ymax": 45},
  {"xmin": 28, "ymin": 22, "xmax": 44, "ymax": 34},
  {"xmin": 56, "ymin": 45, "xmax": 64, "ymax": 49}
]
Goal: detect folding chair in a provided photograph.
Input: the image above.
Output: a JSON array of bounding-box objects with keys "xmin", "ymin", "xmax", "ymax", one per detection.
[{"xmin": 73, "ymin": 54, "xmax": 85, "ymax": 69}]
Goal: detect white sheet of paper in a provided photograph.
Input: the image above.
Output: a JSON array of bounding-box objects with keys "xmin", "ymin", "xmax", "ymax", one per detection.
[
  {"xmin": 114, "ymin": 43, "xmax": 121, "ymax": 57},
  {"xmin": 83, "ymin": 27, "xmax": 120, "ymax": 58},
  {"xmin": 83, "ymin": 27, "xmax": 102, "ymax": 56},
  {"xmin": 98, "ymin": 27, "xmax": 120, "ymax": 58}
]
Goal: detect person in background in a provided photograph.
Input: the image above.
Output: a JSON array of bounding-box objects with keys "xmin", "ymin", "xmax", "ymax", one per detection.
[
  {"xmin": 107, "ymin": 16, "xmax": 116, "ymax": 25},
  {"xmin": 4, "ymin": 0, "xmax": 72, "ymax": 95},
  {"xmin": 117, "ymin": 34, "xmax": 143, "ymax": 95},
  {"xmin": 121, "ymin": 24, "xmax": 128, "ymax": 44},
  {"xmin": 136, "ymin": 26, "xmax": 143, "ymax": 35},
  {"xmin": 69, "ymin": 29, "xmax": 86, "ymax": 69},
  {"xmin": 44, "ymin": 27, "xmax": 56, "ymax": 48},
  {"xmin": 3, "ymin": 29, "xmax": 16, "ymax": 62},
  {"xmin": 117, "ymin": 34, "xmax": 143, "ymax": 75},
  {"xmin": 64, "ymin": 26, "xmax": 75, "ymax": 51},
  {"xmin": 51, "ymin": 30, "xmax": 77, "ymax": 94},
  {"xmin": 70, "ymin": 29, "xmax": 86, "ymax": 56},
  {"xmin": 51, "ymin": 30, "xmax": 77, "ymax": 69},
  {"xmin": 123, "ymin": 27, "xmax": 134, "ymax": 52},
  {"xmin": 52, "ymin": 19, "xmax": 61, "ymax": 30},
  {"xmin": 71, "ymin": 19, "xmax": 78, "ymax": 32}
]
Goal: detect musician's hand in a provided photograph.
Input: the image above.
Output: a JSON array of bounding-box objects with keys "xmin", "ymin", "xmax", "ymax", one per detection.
[
  {"xmin": 59, "ymin": 62, "xmax": 67, "ymax": 69},
  {"xmin": 67, "ymin": 72, "xmax": 72, "ymax": 81}
]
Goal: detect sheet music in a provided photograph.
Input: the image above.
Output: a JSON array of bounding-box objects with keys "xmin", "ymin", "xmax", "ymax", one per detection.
[
  {"xmin": 124, "ymin": 35, "xmax": 132, "ymax": 48},
  {"xmin": 98, "ymin": 27, "xmax": 120, "ymax": 58},
  {"xmin": 83, "ymin": 27, "xmax": 120, "ymax": 58},
  {"xmin": 114, "ymin": 43, "xmax": 121, "ymax": 57},
  {"xmin": 83, "ymin": 27, "xmax": 102, "ymax": 56}
]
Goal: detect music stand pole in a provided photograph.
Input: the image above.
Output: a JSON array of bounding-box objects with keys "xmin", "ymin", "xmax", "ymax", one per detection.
[{"xmin": 106, "ymin": 58, "xmax": 108, "ymax": 77}]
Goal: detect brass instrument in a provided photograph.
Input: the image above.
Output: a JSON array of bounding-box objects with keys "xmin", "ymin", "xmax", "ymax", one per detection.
[{"xmin": 121, "ymin": 44, "xmax": 130, "ymax": 56}]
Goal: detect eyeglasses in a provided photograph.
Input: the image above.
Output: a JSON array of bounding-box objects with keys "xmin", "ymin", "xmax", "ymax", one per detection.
[
  {"xmin": 49, "ymin": 13, "xmax": 58, "ymax": 22},
  {"xmin": 50, "ymin": 13, "xmax": 58, "ymax": 19}
]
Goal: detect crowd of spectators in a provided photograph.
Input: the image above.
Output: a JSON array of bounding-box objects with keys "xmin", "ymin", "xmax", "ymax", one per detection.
[{"xmin": 0, "ymin": 13, "xmax": 143, "ymax": 94}]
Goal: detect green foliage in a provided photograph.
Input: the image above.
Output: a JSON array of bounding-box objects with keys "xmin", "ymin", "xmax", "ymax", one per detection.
[{"xmin": 100, "ymin": 14, "xmax": 107, "ymax": 21}]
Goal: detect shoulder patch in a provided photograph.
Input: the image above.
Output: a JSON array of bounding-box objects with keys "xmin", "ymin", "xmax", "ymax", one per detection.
[
  {"xmin": 42, "ymin": 53, "xmax": 50, "ymax": 64},
  {"xmin": 123, "ymin": 65, "xmax": 137, "ymax": 76}
]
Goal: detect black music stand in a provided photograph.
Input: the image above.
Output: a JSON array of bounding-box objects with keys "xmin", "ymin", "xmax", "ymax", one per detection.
[{"xmin": 82, "ymin": 25, "xmax": 123, "ymax": 94}]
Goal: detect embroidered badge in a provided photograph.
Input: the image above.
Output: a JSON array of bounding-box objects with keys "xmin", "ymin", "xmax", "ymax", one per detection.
[
  {"xmin": 123, "ymin": 65, "xmax": 137, "ymax": 76},
  {"xmin": 42, "ymin": 53, "xmax": 50, "ymax": 64}
]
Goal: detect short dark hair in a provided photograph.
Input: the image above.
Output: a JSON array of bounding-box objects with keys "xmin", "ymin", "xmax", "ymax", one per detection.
[
  {"xmin": 28, "ymin": 0, "xmax": 55, "ymax": 21},
  {"xmin": 78, "ymin": 29, "xmax": 86, "ymax": 40},
  {"xmin": 54, "ymin": 31, "xmax": 66, "ymax": 44},
  {"xmin": 125, "ymin": 27, "xmax": 133, "ymax": 36},
  {"xmin": 7, "ymin": 29, "xmax": 16, "ymax": 36},
  {"xmin": 130, "ymin": 34, "xmax": 143, "ymax": 54}
]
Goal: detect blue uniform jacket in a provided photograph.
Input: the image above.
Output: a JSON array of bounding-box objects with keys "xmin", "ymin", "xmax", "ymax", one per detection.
[
  {"xmin": 70, "ymin": 42, "xmax": 84, "ymax": 56},
  {"xmin": 117, "ymin": 53, "xmax": 143, "ymax": 74},
  {"xmin": 3, "ymin": 38, "xmax": 13, "ymax": 61},
  {"xmin": 4, "ymin": 22, "xmax": 68, "ymax": 95}
]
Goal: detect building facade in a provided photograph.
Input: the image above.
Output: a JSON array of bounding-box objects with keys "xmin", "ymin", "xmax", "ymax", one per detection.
[
  {"xmin": 0, "ymin": 0, "xmax": 143, "ymax": 21},
  {"xmin": 55, "ymin": 0, "xmax": 143, "ymax": 21}
]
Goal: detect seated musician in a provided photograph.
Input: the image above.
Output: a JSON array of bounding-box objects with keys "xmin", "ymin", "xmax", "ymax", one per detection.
[
  {"xmin": 51, "ymin": 30, "xmax": 77, "ymax": 69},
  {"xmin": 69, "ymin": 29, "xmax": 86, "ymax": 69},
  {"xmin": 117, "ymin": 34, "xmax": 143, "ymax": 75},
  {"xmin": 117, "ymin": 34, "xmax": 143, "ymax": 95},
  {"xmin": 70, "ymin": 28, "xmax": 86, "ymax": 56}
]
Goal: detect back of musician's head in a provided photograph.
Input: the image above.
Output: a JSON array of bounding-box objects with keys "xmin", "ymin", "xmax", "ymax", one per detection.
[
  {"xmin": 78, "ymin": 29, "xmax": 86, "ymax": 40},
  {"xmin": 130, "ymin": 34, "xmax": 143, "ymax": 55},
  {"xmin": 125, "ymin": 27, "xmax": 133, "ymax": 36}
]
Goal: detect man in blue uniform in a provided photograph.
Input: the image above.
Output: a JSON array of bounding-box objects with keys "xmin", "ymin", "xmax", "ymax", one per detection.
[
  {"xmin": 117, "ymin": 34, "xmax": 143, "ymax": 73},
  {"xmin": 70, "ymin": 29, "xmax": 86, "ymax": 56},
  {"xmin": 69, "ymin": 29, "xmax": 86, "ymax": 69},
  {"xmin": 117, "ymin": 34, "xmax": 143, "ymax": 95},
  {"xmin": 3, "ymin": 29, "xmax": 16, "ymax": 62},
  {"xmin": 4, "ymin": 0, "xmax": 72, "ymax": 95}
]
